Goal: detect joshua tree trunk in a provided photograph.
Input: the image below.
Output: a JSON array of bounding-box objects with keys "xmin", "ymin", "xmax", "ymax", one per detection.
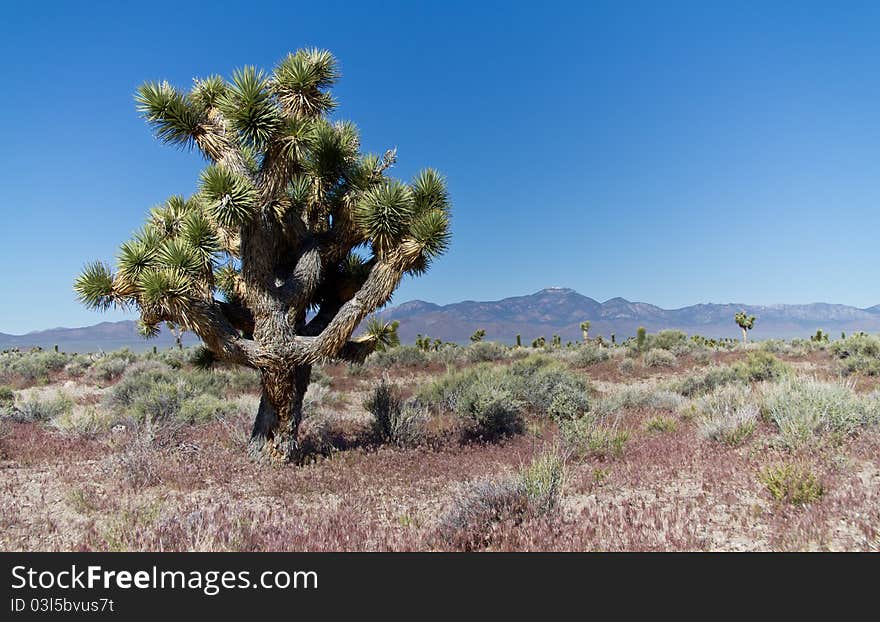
[
  {"xmin": 741, "ymin": 328, "xmax": 747, "ymax": 343},
  {"xmin": 250, "ymin": 365, "xmax": 312, "ymax": 462}
]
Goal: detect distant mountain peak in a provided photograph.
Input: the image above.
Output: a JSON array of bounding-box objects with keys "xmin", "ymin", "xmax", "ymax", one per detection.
[{"xmin": 538, "ymin": 286, "xmax": 576, "ymax": 294}]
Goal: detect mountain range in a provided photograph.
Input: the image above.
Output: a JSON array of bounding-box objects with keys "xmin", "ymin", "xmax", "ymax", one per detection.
[{"xmin": 3, "ymin": 287, "xmax": 880, "ymax": 352}]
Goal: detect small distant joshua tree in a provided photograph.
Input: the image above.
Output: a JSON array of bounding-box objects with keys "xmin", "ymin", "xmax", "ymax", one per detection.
[
  {"xmin": 636, "ymin": 327, "xmax": 647, "ymax": 353},
  {"xmin": 811, "ymin": 329, "xmax": 829, "ymax": 344},
  {"xmin": 580, "ymin": 321, "xmax": 591, "ymax": 342},
  {"xmin": 515, "ymin": 334, "xmax": 522, "ymax": 347},
  {"xmin": 74, "ymin": 50, "xmax": 451, "ymax": 463},
  {"xmin": 470, "ymin": 328, "xmax": 486, "ymax": 343},
  {"xmin": 734, "ymin": 311, "xmax": 756, "ymax": 343}
]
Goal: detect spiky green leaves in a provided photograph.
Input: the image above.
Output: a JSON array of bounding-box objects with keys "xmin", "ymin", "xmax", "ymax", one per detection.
[
  {"xmin": 408, "ymin": 208, "xmax": 450, "ymax": 258},
  {"xmin": 305, "ymin": 120, "xmax": 360, "ymax": 186},
  {"xmin": 273, "ymin": 49, "xmax": 338, "ymax": 118},
  {"xmin": 137, "ymin": 320, "xmax": 161, "ymax": 339},
  {"xmin": 218, "ymin": 66, "xmax": 279, "ymax": 149},
  {"xmin": 353, "ymin": 169, "xmax": 451, "ymax": 265},
  {"xmin": 181, "ymin": 211, "xmax": 219, "ymax": 265},
  {"xmin": 364, "ymin": 317, "xmax": 400, "ymax": 352},
  {"xmin": 117, "ymin": 238, "xmax": 157, "ymax": 286},
  {"xmin": 190, "ymin": 75, "xmax": 228, "ymax": 109},
  {"xmin": 135, "ymin": 81, "xmax": 202, "ymax": 148},
  {"xmin": 199, "ymin": 164, "xmax": 257, "ymax": 228},
  {"xmin": 354, "ymin": 181, "xmax": 416, "ymax": 254},
  {"xmin": 74, "ymin": 261, "xmax": 116, "ymax": 310}
]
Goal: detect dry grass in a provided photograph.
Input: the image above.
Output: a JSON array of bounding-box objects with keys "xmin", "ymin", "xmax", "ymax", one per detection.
[{"xmin": 1, "ymin": 342, "xmax": 878, "ymax": 551}]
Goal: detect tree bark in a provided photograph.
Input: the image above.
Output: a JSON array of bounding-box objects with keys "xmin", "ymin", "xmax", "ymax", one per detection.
[
  {"xmin": 249, "ymin": 364, "xmax": 312, "ymax": 463},
  {"xmin": 741, "ymin": 327, "xmax": 748, "ymax": 344}
]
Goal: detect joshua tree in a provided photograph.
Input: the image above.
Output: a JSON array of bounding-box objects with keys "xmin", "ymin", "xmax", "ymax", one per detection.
[
  {"xmin": 580, "ymin": 321, "xmax": 591, "ymax": 342},
  {"xmin": 515, "ymin": 334, "xmax": 521, "ymax": 347},
  {"xmin": 811, "ymin": 329, "xmax": 828, "ymax": 344},
  {"xmin": 166, "ymin": 321, "xmax": 184, "ymax": 349},
  {"xmin": 734, "ymin": 311, "xmax": 756, "ymax": 343},
  {"xmin": 470, "ymin": 328, "xmax": 486, "ymax": 343},
  {"xmin": 636, "ymin": 327, "xmax": 647, "ymax": 353},
  {"xmin": 74, "ymin": 50, "xmax": 451, "ymax": 463}
]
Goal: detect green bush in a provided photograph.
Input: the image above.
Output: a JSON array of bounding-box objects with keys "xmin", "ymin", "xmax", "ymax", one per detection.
[
  {"xmin": 594, "ymin": 385, "xmax": 684, "ymax": 416},
  {"xmin": 572, "ymin": 344, "xmax": 609, "ymax": 367},
  {"xmin": 674, "ymin": 365, "xmax": 741, "ymax": 397},
  {"xmin": 0, "ymin": 386, "xmax": 13, "ymax": 405},
  {"xmin": 0, "ymin": 350, "xmax": 70, "ymax": 383},
  {"xmin": 559, "ymin": 416, "xmax": 629, "ymax": 459},
  {"xmin": 647, "ymin": 329, "xmax": 688, "ymax": 352},
  {"xmin": 465, "ymin": 341, "xmax": 508, "ymax": 363},
  {"xmin": 519, "ymin": 450, "xmax": 567, "ymax": 513},
  {"xmin": 644, "ymin": 415, "xmax": 677, "ymax": 433},
  {"xmin": 644, "ymin": 348, "xmax": 677, "ymax": 368},
  {"xmin": 10, "ymin": 394, "xmax": 74, "ymax": 423},
  {"xmin": 368, "ymin": 345, "xmax": 429, "ymax": 368},
  {"xmin": 761, "ymin": 376, "xmax": 879, "ymax": 448},
  {"xmin": 734, "ymin": 351, "xmax": 790, "ymax": 382},
  {"xmin": 177, "ymin": 394, "xmax": 239, "ymax": 424},
  {"xmin": 759, "ymin": 463, "xmax": 824, "ymax": 505},
  {"xmin": 829, "ymin": 333, "xmax": 880, "ymax": 376},
  {"xmin": 696, "ymin": 385, "xmax": 758, "ymax": 446},
  {"xmin": 365, "ymin": 380, "xmax": 404, "ymax": 443},
  {"xmin": 456, "ymin": 379, "xmax": 523, "ymax": 441},
  {"xmin": 417, "ymin": 355, "xmax": 591, "ymax": 421}
]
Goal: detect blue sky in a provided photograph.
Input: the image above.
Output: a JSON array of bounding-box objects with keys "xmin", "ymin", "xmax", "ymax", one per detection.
[{"xmin": 2, "ymin": 1, "xmax": 880, "ymax": 333}]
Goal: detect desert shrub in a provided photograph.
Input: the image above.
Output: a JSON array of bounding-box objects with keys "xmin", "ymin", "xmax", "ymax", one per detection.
[
  {"xmin": 759, "ymin": 463, "xmax": 824, "ymax": 505},
  {"xmin": 63, "ymin": 357, "xmax": 92, "ymax": 378},
  {"xmin": 155, "ymin": 348, "xmax": 189, "ymax": 369},
  {"xmin": 51, "ymin": 406, "xmax": 115, "ymax": 436},
  {"xmin": 696, "ymin": 385, "xmax": 759, "ymax": 446},
  {"xmin": 674, "ymin": 365, "xmax": 741, "ymax": 397},
  {"xmin": 217, "ymin": 367, "xmax": 261, "ymax": 394},
  {"xmin": 559, "ymin": 416, "xmax": 629, "ymax": 459},
  {"xmin": 829, "ymin": 333, "xmax": 880, "ymax": 375},
  {"xmin": 0, "ymin": 386, "xmax": 13, "ymax": 405},
  {"xmin": 89, "ymin": 349, "xmax": 139, "ymax": 382},
  {"xmin": 504, "ymin": 356, "xmax": 591, "ymax": 416},
  {"xmin": 519, "ymin": 450, "xmax": 567, "ymax": 514},
  {"xmin": 388, "ymin": 403, "xmax": 432, "ymax": 448},
  {"xmin": 298, "ymin": 413, "xmax": 336, "ymax": 458},
  {"xmin": 593, "ymin": 384, "xmax": 684, "ymax": 417},
  {"xmin": 177, "ymin": 394, "xmax": 239, "ymax": 424},
  {"xmin": 455, "ymin": 380, "xmax": 523, "ymax": 441},
  {"xmin": 0, "ymin": 350, "xmax": 70, "ymax": 383},
  {"xmin": 618, "ymin": 358, "xmax": 635, "ymax": 374},
  {"xmin": 437, "ymin": 479, "xmax": 529, "ymax": 550},
  {"xmin": 8, "ymin": 394, "xmax": 73, "ymax": 423},
  {"xmin": 108, "ymin": 361, "xmax": 248, "ymax": 425},
  {"xmin": 189, "ymin": 346, "xmax": 216, "ymax": 369},
  {"xmin": 734, "ymin": 351, "xmax": 790, "ymax": 382},
  {"xmin": 647, "ymin": 330, "xmax": 688, "ymax": 352},
  {"xmin": 364, "ymin": 381, "xmax": 432, "ymax": 447},
  {"xmin": 417, "ymin": 355, "xmax": 590, "ymax": 422},
  {"xmin": 365, "ymin": 380, "xmax": 404, "ymax": 443},
  {"xmin": 113, "ymin": 428, "xmax": 162, "ymax": 489},
  {"xmin": 644, "ymin": 415, "xmax": 677, "ymax": 433},
  {"xmin": 438, "ymin": 452, "xmax": 566, "ymax": 549},
  {"xmin": 466, "ymin": 341, "xmax": 508, "ymax": 363},
  {"xmin": 572, "ymin": 344, "xmax": 609, "ymax": 367},
  {"xmin": 547, "ymin": 385, "xmax": 590, "ymax": 422},
  {"xmin": 761, "ymin": 377, "xmax": 878, "ymax": 448},
  {"xmin": 644, "ymin": 348, "xmax": 677, "ymax": 368},
  {"xmin": 368, "ymin": 345, "xmax": 429, "ymax": 368}
]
